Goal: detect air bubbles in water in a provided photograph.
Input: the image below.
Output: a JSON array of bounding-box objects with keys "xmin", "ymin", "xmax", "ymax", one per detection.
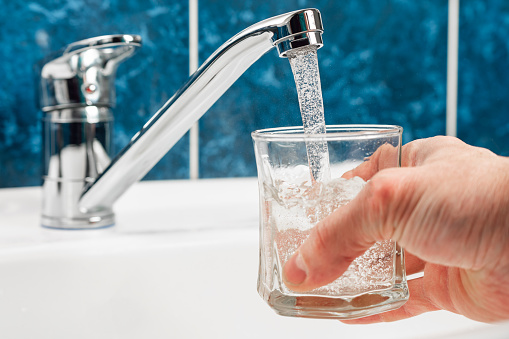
[{"xmin": 287, "ymin": 46, "xmax": 331, "ymax": 183}]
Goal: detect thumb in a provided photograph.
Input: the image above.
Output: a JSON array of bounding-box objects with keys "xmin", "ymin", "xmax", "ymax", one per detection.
[{"xmin": 283, "ymin": 172, "xmax": 399, "ymax": 292}]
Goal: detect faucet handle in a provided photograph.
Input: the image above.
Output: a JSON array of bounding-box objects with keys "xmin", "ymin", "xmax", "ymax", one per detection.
[{"xmin": 39, "ymin": 34, "xmax": 142, "ymax": 111}]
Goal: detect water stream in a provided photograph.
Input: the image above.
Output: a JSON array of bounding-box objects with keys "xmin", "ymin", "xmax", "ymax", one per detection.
[{"xmin": 287, "ymin": 46, "xmax": 331, "ymax": 183}]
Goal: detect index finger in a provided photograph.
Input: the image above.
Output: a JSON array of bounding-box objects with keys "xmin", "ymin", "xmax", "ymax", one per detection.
[
  {"xmin": 342, "ymin": 142, "xmax": 401, "ymax": 180},
  {"xmin": 342, "ymin": 138, "xmax": 440, "ymax": 180}
]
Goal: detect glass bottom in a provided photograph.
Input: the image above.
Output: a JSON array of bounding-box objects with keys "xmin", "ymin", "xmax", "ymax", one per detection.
[{"xmin": 259, "ymin": 284, "xmax": 409, "ymax": 320}]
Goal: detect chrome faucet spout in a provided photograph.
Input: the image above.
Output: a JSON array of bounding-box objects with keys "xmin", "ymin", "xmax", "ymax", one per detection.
[
  {"xmin": 41, "ymin": 9, "xmax": 323, "ymax": 228},
  {"xmin": 80, "ymin": 8, "xmax": 323, "ymax": 216}
]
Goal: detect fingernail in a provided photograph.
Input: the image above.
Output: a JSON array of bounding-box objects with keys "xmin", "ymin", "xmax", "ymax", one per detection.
[{"xmin": 284, "ymin": 252, "xmax": 307, "ymax": 286}]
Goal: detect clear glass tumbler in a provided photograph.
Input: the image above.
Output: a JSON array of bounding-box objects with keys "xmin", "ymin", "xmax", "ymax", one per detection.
[{"xmin": 252, "ymin": 125, "xmax": 408, "ymax": 319}]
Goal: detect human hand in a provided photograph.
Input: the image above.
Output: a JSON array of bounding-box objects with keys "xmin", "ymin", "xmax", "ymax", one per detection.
[{"xmin": 283, "ymin": 136, "xmax": 509, "ymax": 323}]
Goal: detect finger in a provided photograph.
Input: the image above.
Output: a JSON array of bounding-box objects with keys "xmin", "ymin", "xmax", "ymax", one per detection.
[
  {"xmin": 405, "ymin": 252, "xmax": 426, "ymax": 276},
  {"xmin": 342, "ymin": 136, "xmax": 456, "ymax": 181},
  {"xmin": 342, "ymin": 264, "xmax": 467, "ymax": 324},
  {"xmin": 341, "ymin": 277, "xmax": 440, "ymax": 324},
  {"xmin": 283, "ymin": 172, "xmax": 400, "ymax": 291},
  {"xmin": 401, "ymin": 136, "xmax": 471, "ymax": 167},
  {"xmin": 342, "ymin": 143, "xmax": 401, "ymax": 181}
]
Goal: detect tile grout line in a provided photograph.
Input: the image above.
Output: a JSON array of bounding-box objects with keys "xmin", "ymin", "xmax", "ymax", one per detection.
[
  {"xmin": 446, "ymin": 0, "xmax": 460, "ymax": 137},
  {"xmin": 189, "ymin": 0, "xmax": 199, "ymax": 179}
]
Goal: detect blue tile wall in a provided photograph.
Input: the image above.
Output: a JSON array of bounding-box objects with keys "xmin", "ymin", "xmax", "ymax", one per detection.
[
  {"xmin": 458, "ymin": 1, "xmax": 509, "ymax": 156},
  {"xmin": 2, "ymin": 0, "xmax": 508, "ymax": 187},
  {"xmin": 198, "ymin": 0, "xmax": 448, "ymax": 178},
  {"xmin": 0, "ymin": 0, "xmax": 189, "ymax": 188}
]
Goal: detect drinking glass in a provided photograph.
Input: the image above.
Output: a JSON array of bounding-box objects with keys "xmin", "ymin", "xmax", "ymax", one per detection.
[{"xmin": 252, "ymin": 125, "xmax": 408, "ymax": 319}]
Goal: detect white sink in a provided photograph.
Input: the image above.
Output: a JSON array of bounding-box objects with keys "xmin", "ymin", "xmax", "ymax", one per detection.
[{"xmin": 0, "ymin": 178, "xmax": 505, "ymax": 338}]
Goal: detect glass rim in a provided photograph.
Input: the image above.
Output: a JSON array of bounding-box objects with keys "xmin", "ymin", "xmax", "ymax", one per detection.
[{"xmin": 251, "ymin": 124, "xmax": 403, "ymax": 142}]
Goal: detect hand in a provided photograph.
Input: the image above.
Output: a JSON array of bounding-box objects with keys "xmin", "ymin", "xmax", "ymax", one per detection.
[{"xmin": 283, "ymin": 136, "xmax": 509, "ymax": 323}]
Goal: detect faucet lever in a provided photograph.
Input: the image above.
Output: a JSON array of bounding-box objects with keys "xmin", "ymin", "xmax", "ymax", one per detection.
[{"xmin": 40, "ymin": 34, "xmax": 142, "ymax": 110}]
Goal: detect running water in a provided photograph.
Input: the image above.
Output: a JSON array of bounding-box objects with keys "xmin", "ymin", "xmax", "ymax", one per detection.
[{"xmin": 287, "ymin": 46, "xmax": 331, "ymax": 183}]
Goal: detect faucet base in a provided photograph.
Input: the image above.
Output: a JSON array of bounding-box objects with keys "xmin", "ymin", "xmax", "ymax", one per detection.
[
  {"xmin": 41, "ymin": 178, "xmax": 115, "ymax": 229},
  {"xmin": 41, "ymin": 214, "xmax": 115, "ymax": 230}
]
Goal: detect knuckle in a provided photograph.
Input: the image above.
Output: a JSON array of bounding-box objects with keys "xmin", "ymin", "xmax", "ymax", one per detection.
[{"xmin": 366, "ymin": 173, "xmax": 396, "ymax": 209}]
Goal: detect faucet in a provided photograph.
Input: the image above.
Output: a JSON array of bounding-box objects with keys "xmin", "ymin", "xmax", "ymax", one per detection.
[{"xmin": 39, "ymin": 8, "xmax": 324, "ymax": 229}]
